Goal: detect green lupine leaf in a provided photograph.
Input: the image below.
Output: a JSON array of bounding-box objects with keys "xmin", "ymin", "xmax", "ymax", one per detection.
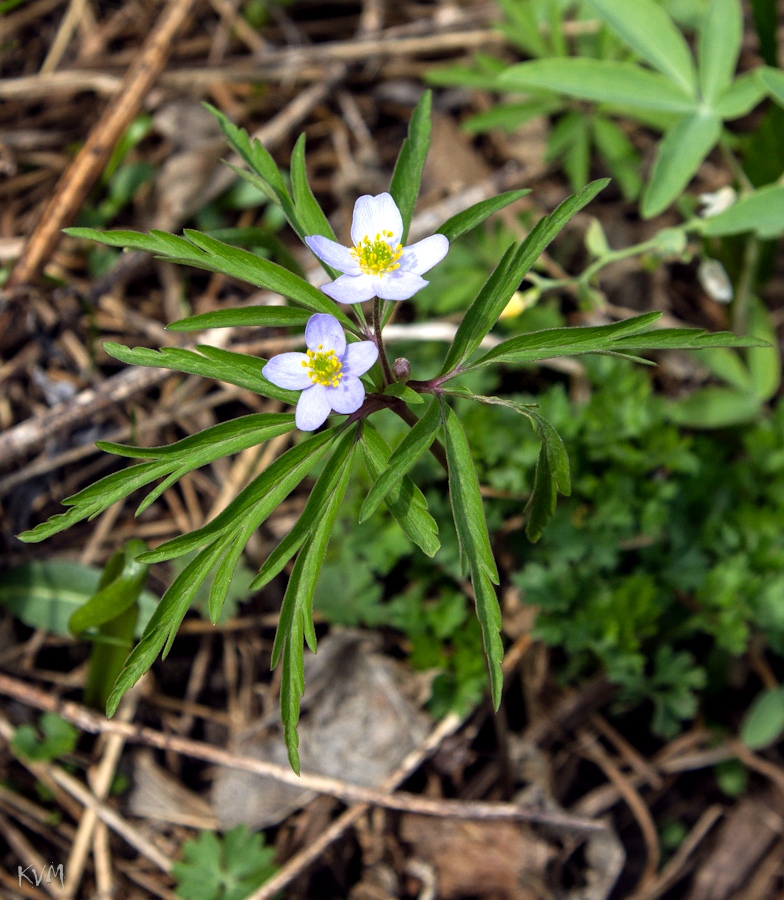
[
  {"xmin": 463, "ymin": 99, "xmax": 563, "ymax": 135},
  {"xmin": 759, "ymin": 66, "xmax": 784, "ymax": 107},
  {"xmin": 714, "ymin": 72, "xmax": 768, "ymax": 119},
  {"xmin": 441, "ymin": 180, "xmax": 608, "ymax": 375},
  {"xmin": 586, "ymin": 0, "xmax": 696, "ymax": 96},
  {"xmin": 700, "ymin": 183, "xmax": 784, "ymax": 238},
  {"xmin": 138, "ymin": 428, "xmax": 338, "ymax": 565},
  {"xmin": 500, "ymin": 59, "xmax": 696, "ymax": 113},
  {"xmin": 167, "ymin": 306, "xmax": 311, "ymax": 332},
  {"xmin": 251, "ymin": 428, "xmax": 359, "ymax": 589},
  {"xmin": 103, "ymin": 342, "xmax": 299, "ymax": 404},
  {"xmin": 0, "ymin": 559, "xmax": 159, "ymax": 638},
  {"xmin": 69, "ymin": 540, "xmax": 149, "ymax": 634},
  {"xmin": 741, "ymin": 687, "xmax": 784, "ymax": 749},
  {"xmin": 358, "ymin": 398, "xmax": 441, "ymax": 523},
  {"xmin": 666, "ymin": 386, "xmax": 763, "ymax": 428},
  {"xmin": 106, "ymin": 539, "xmax": 226, "ymax": 715},
  {"xmin": 692, "ymin": 347, "xmax": 753, "ymax": 392},
  {"xmin": 437, "ymin": 189, "xmax": 531, "ymax": 243},
  {"xmin": 698, "ymin": 0, "xmax": 743, "ymax": 104},
  {"xmin": 747, "ymin": 297, "xmax": 781, "ymax": 402},
  {"xmin": 361, "ymin": 421, "xmax": 440, "ymax": 558},
  {"xmin": 440, "ymin": 402, "xmax": 498, "ymax": 583},
  {"xmin": 641, "ymin": 113, "xmax": 722, "ymax": 218},
  {"xmin": 389, "ymin": 91, "xmax": 432, "ymax": 243},
  {"xmin": 495, "ymin": 0, "xmax": 548, "ymax": 57}
]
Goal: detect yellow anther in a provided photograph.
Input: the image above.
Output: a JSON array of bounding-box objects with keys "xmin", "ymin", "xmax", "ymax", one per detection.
[
  {"xmin": 303, "ymin": 347, "xmax": 343, "ymax": 387},
  {"xmin": 350, "ymin": 233, "xmax": 403, "ymax": 277}
]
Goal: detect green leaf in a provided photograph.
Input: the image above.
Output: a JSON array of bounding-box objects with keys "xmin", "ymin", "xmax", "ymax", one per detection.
[
  {"xmin": 698, "ymin": 0, "xmax": 743, "ymax": 104},
  {"xmin": 138, "ymin": 427, "xmax": 339, "ymax": 564},
  {"xmin": 447, "ymin": 393, "xmax": 570, "ymax": 542},
  {"xmin": 167, "ymin": 306, "xmax": 311, "ymax": 332},
  {"xmin": 290, "ymin": 134, "xmax": 340, "ymax": 281},
  {"xmin": 473, "ymin": 568, "xmax": 504, "ymax": 711},
  {"xmin": 107, "ymin": 539, "xmax": 226, "ymax": 715},
  {"xmin": 441, "ymin": 402, "xmax": 503, "ymax": 709},
  {"xmin": 65, "ymin": 227, "xmax": 352, "ymax": 327},
  {"xmin": 713, "ymin": 72, "xmax": 768, "ymax": 119},
  {"xmin": 758, "ymin": 66, "xmax": 784, "ymax": 107},
  {"xmin": 11, "ymin": 713, "xmax": 78, "ymax": 763},
  {"xmin": 389, "ymin": 91, "xmax": 432, "ymax": 242},
  {"xmin": 17, "ymin": 460, "xmax": 171, "ymax": 543},
  {"xmin": 358, "ymin": 398, "xmax": 441, "ymax": 523},
  {"xmin": 500, "ymin": 59, "xmax": 696, "ymax": 113},
  {"xmin": 273, "ymin": 434, "xmax": 357, "ymax": 772},
  {"xmin": 747, "ymin": 297, "xmax": 780, "ymax": 402},
  {"xmin": 103, "ymin": 343, "xmax": 300, "ymax": 405},
  {"xmin": 205, "ymin": 103, "xmax": 295, "ymax": 218},
  {"xmin": 383, "ymin": 382, "xmax": 424, "ymax": 405},
  {"xmin": 666, "ymin": 386, "xmax": 763, "ymax": 428},
  {"xmin": 69, "ymin": 540, "xmax": 149, "ymax": 634},
  {"xmin": 361, "ymin": 422, "xmax": 440, "ymax": 558},
  {"xmin": 172, "ymin": 825, "xmax": 277, "ymax": 900},
  {"xmin": 586, "ymin": 0, "xmax": 696, "ymax": 96},
  {"xmin": 437, "ymin": 190, "xmax": 531, "ymax": 243},
  {"xmin": 692, "ymin": 347, "xmax": 753, "ymax": 392},
  {"xmin": 700, "ymin": 184, "xmax": 784, "ymax": 238},
  {"xmin": 251, "ymin": 427, "xmax": 359, "ymax": 590},
  {"xmin": 592, "ymin": 115, "xmax": 643, "ymax": 201},
  {"xmin": 467, "ymin": 299, "xmax": 661, "ymax": 372},
  {"xmin": 740, "ymin": 687, "xmax": 784, "ymax": 750},
  {"xmin": 463, "ymin": 99, "xmax": 563, "ymax": 135},
  {"xmin": 547, "ymin": 111, "xmax": 590, "ymax": 192},
  {"xmin": 440, "ymin": 402, "xmax": 498, "ymax": 583},
  {"xmin": 0, "ymin": 560, "xmax": 159, "ymax": 637},
  {"xmin": 641, "ymin": 112, "xmax": 722, "ymax": 218},
  {"xmin": 441, "ymin": 179, "xmax": 608, "ymax": 375}
]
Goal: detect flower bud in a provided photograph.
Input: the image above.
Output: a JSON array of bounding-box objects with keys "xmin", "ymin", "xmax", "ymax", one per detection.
[{"xmin": 393, "ymin": 357, "xmax": 411, "ymax": 382}]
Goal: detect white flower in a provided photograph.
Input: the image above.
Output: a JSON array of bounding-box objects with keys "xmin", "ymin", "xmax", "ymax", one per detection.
[
  {"xmin": 262, "ymin": 314, "xmax": 378, "ymax": 431},
  {"xmin": 697, "ymin": 259, "xmax": 733, "ymax": 303},
  {"xmin": 305, "ymin": 192, "xmax": 449, "ymax": 304},
  {"xmin": 698, "ymin": 186, "xmax": 736, "ymax": 218}
]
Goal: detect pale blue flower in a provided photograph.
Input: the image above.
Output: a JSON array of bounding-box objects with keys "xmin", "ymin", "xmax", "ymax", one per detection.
[
  {"xmin": 305, "ymin": 192, "xmax": 449, "ymax": 304},
  {"xmin": 262, "ymin": 314, "xmax": 378, "ymax": 431}
]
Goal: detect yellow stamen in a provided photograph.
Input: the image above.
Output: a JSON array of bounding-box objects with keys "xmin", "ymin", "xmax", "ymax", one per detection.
[
  {"xmin": 301, "ymin": 345, "xmax": 343, "ymax": 387},
  {"xmin": 350, "ymin": 230, "xmax": 403, "ymax": 277}
]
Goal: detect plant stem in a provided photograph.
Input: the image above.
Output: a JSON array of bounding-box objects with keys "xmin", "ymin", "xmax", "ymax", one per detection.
[{"xmin": 373, "ymin": 296, "xmax": 394, "ymax": 386}]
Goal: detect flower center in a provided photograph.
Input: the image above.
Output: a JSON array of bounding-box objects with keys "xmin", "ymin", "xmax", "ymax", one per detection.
[
  {"xmin": 351, "ymin": 231, "xmax": 403, "ymax": 277},
  {"xmin": 302, "ymin": 344, "xmax": 343, "ymax": 387}
]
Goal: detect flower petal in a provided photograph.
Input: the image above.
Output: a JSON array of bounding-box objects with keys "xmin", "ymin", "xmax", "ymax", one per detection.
[
  {"xmin": 399, "ymin": 234, "xmax": 449, "ymax": 276},
  {"xmin": 262, "ymin": 353, "xmax": 312, "ymax": 390},
  {"xmin": 305, "ymin": 236, "xmax": 360, "ymax": 275},
  {"xmin": 326, "ymin": 375, "xmax": 365, "ymax": 414},
  {"xmin": 373, "ymin": 271, "xmax": 429, "ymax": 301},
  {"xmin": 305, "ymin": 313, "xmax": 346, "ymax": 355},
  {"xmin": 341, "ymin": 340, "xmax": 378, "ymax": 376},
  {"xmin": 322, "ymin": 273, "xmax": 376, "ymax": 304},
  {"xmin": 295, "ymin": 384, "xmax": 331, "ymax": 431},
  {"xmin": 351, "ymin": 193, "xmax": 403, "ymax": 246}
]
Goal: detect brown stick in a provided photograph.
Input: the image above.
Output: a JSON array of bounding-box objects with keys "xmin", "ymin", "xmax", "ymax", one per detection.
[
  {"xmin": 7, "ymin": 0, "xmax": 198, "ymax": 288},
  {"xmin": 0, "ymin": 672, "xmax": 604, "ymax": 832}
]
